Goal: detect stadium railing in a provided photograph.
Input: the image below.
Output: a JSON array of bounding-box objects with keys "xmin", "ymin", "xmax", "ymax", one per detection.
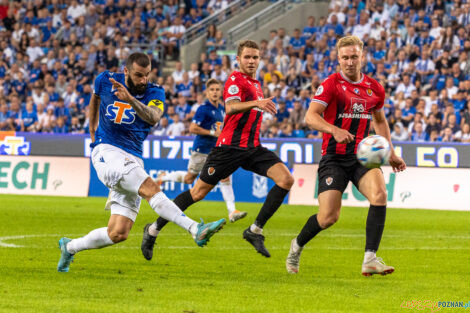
[
  {"xmin": 225, "ymin": 0, "xmax": 327, "ymax": 48},
  {"xmin": 181, "ymin": 0, "xmax": 261, "ymax": 45},
  {"xmin": 226, "ymin": 0, "xmax": 290, "ymax": 47}
]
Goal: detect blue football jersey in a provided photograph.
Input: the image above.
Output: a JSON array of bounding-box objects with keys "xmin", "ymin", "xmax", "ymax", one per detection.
[
  {"xmin": 90, "ymin": 71, "xmax": 165, "ymax": 158},
  {"xmin": 192, "ymin": 100, "xmax": 225, "ymax": 154}
]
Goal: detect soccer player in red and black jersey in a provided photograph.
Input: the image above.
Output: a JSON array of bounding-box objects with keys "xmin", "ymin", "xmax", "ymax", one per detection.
[
  {"xmin": 286, "ymin": 36, "xmax": 406, "ymax": 276},
  {"xmin": 141, "ymin": 40, "xmax": 294, "ymax": 259}
]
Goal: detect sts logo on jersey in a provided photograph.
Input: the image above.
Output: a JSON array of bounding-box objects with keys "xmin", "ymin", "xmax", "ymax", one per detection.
[{"xmin": 106, "ymin": 101, "xmax": 136, "ymax": 124}]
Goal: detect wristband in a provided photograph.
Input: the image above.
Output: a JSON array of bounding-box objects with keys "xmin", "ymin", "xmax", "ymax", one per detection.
[{"xmin": 210, "ymin": 129, "xmax": 215, "ymax": 136}]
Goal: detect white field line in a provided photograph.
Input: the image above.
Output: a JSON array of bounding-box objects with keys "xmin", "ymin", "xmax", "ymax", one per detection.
[{"xmin": 0, "ymin": 233, "xmax": 469, "ymax": 249}]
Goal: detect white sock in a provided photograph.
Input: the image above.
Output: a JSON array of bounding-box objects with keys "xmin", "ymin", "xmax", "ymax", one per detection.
[
  {"xmin": 148, "ymin": 192, "xmax": 196, "ymax": 233},
  {"xmin": 189, "ymin": 223, "xmax": 198, "ymax": 238},
  {"xmin": 161, "ymin": 171, "xmax": 186, "ymax": 183},
  {"xmin": 148, "ymin": 222, "xmax": 159, "ymax": 237},
  {"xmin": 220, "ymin": 177, "xmax": 236, "ymax": 214},
  {"xmin": 66, "ymin": 227, "xmax": 114, "ymax": 254},
  {"xmin": 364, "ymin": 251, "xmax": 376, "ymax": 263},
  {"xmin": 250, "ymin": 223, "xmax": 263, "ymax": 235}
]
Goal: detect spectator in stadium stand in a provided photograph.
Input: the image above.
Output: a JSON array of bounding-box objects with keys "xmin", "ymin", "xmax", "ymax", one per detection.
[
  {"xmin": 288, "ymin": 99, "xmax": 306, "ymax": 127},
  {"xmin": 441, "ymin": 127, "xmax": 455, "ymax": 142},
  {"xmin": 172, "ymin": 61, "xmax": 185, "ymax": 84},
  {"xmin": 458, "ymin": 123, "xmax": 470, "ymax": 142},
  {"xmin": 275, "ymin": 101, "xmax": 289, "ymax": 123},
  {"xmin": 167, "ymin": 113, "xmax": 185, "ymax": 136},
  {"xmin": 391, "ymin": 122, "xmax": 409, "ymax": 142},
  {"xmin": 410, "ymin": 121, "xmax": 429, "ymax": 142},
  {"xmin": 0, "ymin": 102, "xmax": 9, "ymax": 131},
  {"xmin": 205, "ymin": 24, "xmax": 218, "ymax": 53}
]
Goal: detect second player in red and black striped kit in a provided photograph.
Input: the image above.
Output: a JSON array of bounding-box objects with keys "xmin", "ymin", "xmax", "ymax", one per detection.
[
  {"xmin": 141, "ymin": 40, "xmax": 294, "ymax": 259},
  {"xmin": 286, "ymin": 36, "xmax": 406, "ymax": 276}
]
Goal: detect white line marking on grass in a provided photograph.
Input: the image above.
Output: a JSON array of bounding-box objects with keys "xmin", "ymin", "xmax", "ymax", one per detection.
[{"xmin": 1, "ymin": 233, "xmax": 469, "ymax": 249}]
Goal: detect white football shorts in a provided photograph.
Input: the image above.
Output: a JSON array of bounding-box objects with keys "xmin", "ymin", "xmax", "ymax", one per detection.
[
  {"xmin": 187, "ymin": 150, "xmax": 209, "ymax": 174},
  {"xmin": 91, "ymin": 143, "xmax": 149, "ymax": 221}
]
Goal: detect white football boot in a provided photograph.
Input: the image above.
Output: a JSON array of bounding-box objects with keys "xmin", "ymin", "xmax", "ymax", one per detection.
[
  {"xmin": 286, "ymin": 238, "xmax": 303, "ymax": 274},
  {"xmin": 362, "ymin": 257, "xmax": 395, "ymax": 276}
]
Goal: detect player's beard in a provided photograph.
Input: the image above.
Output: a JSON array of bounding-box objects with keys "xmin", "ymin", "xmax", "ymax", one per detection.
[{"xmin": 127, "ymin": 77, "xmax": 146, "ymax": 95}]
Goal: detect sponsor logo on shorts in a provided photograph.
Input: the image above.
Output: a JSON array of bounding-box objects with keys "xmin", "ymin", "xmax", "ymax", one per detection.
[
  {"xmin": 208, "ymin": 167, "xmax": 216, "ymax": 175},
  {"xmin": 326, "ymin": 177, "xmax": 333, "ymax": 185},
  {"xmin": 124, "ymin": 158, "xmax": 134, "ymax": 167}
]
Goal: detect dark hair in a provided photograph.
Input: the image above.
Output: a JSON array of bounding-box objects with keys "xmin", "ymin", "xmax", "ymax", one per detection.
[
  {"xmin": 206, "ymin": 78, "xmax": 221, "ymax": 88},
  {"xmin": 126, "ymin": 52, "xmax": 150, "ymax": 70},
  {"xmin": 237, "ymin": 40, "xmax": 259, "ymax": 56}
]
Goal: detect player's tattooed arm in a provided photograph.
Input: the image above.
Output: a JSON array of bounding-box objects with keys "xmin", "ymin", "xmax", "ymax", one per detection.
[
  {"xmin": 89, "ymin": 93, "xmax": 100, "ymax": 143},
  {"xmin": 109, "ymin": 77, "xmax": 163, "ymax": 125},
  {"xmin": 225, "ymin": 97, "xmax": 277, "ymax": 115},
  {"xmin": 128, "ymin": 97, "xmax": 163, "ymax": 126}
]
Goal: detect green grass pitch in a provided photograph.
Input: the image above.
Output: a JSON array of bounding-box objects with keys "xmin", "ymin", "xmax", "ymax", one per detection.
[{"xmin": 0, "ymin": 195, "xmax": 468, "ymax": 313}]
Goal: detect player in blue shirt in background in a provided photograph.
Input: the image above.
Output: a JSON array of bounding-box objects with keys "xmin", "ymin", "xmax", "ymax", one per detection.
[
  {"xmin": 141, "ymin": 79, "xmax": 247, "ymax": 261},
  {"xmin": 57, "ymin": 53, "xmax": 225, "ymax": 272}
]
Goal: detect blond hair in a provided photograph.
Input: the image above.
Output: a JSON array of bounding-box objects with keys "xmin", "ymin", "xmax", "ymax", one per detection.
[{"xmin": 335, "ymin": 36, "xmax": 364, "ymax": 52}]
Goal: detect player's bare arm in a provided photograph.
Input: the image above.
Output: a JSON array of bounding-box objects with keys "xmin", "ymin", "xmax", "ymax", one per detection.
[
  {"xmin": 225, "ymin": 97, "xmax": 277, "ymax": 115},
  {"xmin": 89, "ymin": 93, "xmax": 100, "ymax": 143},
  {"xmin": 109, "ymin": 78, "xmax": 163, "ymax": 126},
  {"xmin": 189, "ymin": 122, "xmax": 221, "ymax": 137},
  {"xmin": 372, "ymin": 109, "xmax": 406, "ymax": 172},
  {"xmin": 306, "ymin": 100, "xmax": 354, "ymax": 144}
]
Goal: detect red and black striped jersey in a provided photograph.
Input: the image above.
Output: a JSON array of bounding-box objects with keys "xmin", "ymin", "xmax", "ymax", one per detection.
[
  {"xmin": 311, "ymin": 72, "xmax": 385, "ymax": 156},
  {"xmin": 217, "ymin": 71, "xmax": 264, "ymax": 148}
]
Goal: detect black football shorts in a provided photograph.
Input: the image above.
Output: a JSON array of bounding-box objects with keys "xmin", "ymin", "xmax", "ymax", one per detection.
[
  {"xmin": 199, "ymin": 146, "xmax": 283, "ymax": 185},
  {"xmin": 317, "ymin": 154, "xmax": 371, "ymax": 194}
]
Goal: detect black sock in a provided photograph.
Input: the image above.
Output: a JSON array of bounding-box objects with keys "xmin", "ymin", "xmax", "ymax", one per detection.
[
  {"xmin": 296, "ymin": 214, "xmax": 323, "ymax": 247},
  {"xmin": 254, "ymin": 184, "xmax": 289, "ymax": 228},
  {"xmin": 365, "ymin": 205, "xmax": 387, "ymax": 252},
  {"xmin": 156, "ymin": 190, "xmax": 195, "ymax": 231}
]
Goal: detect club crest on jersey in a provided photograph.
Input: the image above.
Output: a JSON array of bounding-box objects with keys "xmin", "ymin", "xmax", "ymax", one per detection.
[
  {"xmin": 230, "ymin": 76, "xmax": 235, "ymax": 81},
  {"xmin": 315, "ymin": 85, "xmax": 323, "ymax": 96},
  {"xmin": 354, "ymin": 88, "xmax": 360, "ymax": 95},
  {"xmin": 228, "ymin": 85, "xmax": 239, "ymax": 95},
  {"xmin": 342, "ymin": 86, "xmax": 346, "ymax": 91},
  {"xmin": 326, "ymin": 177, "xmax": 333, "ymax": 185},
  {"xmin": 106, "ymin": 101, "xmax": 136, "ymax": 124},
  {"xmin": 367, "ymin": 89, "xmax": 373, "ymax": 96}
]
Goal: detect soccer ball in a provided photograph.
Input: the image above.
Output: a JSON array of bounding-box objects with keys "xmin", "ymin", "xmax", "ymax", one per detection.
[{"xmin": 356, "ymin": 135, "xmax": 391, "ymax": 168}]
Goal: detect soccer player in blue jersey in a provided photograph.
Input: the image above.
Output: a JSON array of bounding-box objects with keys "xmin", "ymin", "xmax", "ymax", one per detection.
[
  {"xmin": 57, "ymin": 52, "xmax": 226, "ymax": 272},
  {"xmin": 141, "ymin": 79, "xmax": 247, "ymax": 261}
]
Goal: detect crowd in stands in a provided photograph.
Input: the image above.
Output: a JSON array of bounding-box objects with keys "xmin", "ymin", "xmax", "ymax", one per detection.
[{"xmin": 1, "ymin": 0, "xmax": 470, "ymax": 143}]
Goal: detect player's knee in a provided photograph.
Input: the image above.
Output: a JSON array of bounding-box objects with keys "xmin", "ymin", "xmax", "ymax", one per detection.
[
  {"xmin": 108, "ymin": 229, "xmax": 128, "ymax": 243},
  {"xmin": 189, "ymin": 188, "xmax": 206, "ymax": 202},
  {"xmin": 278, "ymin": 173, "xmax": 294, "ymax": 190},
  {"xmin": 318, "ymin": 214, "xmax": 339, "ymax": 229},
  {"xmin": 370, "ymin": 188, "xmax": 387, "ymax": 205},
  {"xmin": 183, "ymin": 176, "xmax": 195, "ymax": 184}
]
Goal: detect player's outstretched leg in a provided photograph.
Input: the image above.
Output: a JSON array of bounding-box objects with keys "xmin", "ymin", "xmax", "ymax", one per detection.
[
  {"xmin": 57, "ymin": 226, "xmax": 116, "ymax": 272},
  {"xmin": 220, "ymin": 176, "xmax": 247, "ymax": 223},
  {"xmin": 141, "ymin": 179, "xmax": 219, "ymax": 260},
  {"xmin": 141, "ymin": 189, "xmax": 195, "ymax": 260}
]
